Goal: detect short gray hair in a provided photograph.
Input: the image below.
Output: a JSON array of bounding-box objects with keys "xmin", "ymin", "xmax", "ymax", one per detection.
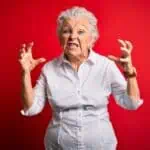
[{"xmin": 57, "ymin": 6, "xmax": 99, "ymax": 48}]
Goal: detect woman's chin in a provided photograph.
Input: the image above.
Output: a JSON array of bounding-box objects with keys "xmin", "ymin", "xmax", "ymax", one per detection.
[
  {"xmin": 64, "ymin": 49, "xmax": 81, "ymax": 57},
  {"xmin": 65, "ymin": 47, "xmax": 78, "ymax": 53}
]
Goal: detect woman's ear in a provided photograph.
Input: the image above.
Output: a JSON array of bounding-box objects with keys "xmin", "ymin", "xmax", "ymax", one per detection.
[
  {"xmin": 88, "ymin": 35, "xmax": 93, "ymax": 48},
  {"xmin": 58, "ymin": 33, "xmax": 64, "ymax": 47}
]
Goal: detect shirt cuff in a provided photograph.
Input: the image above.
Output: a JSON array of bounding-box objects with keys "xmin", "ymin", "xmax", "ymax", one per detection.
[
  {"xmin": 20, "ymin": 109, "xmax": 30, "ymax": 116},
  {"xmin": 129, "ymin": 96, "xmax": 144, "ymax": 110},
  {"xmin": 20, "ymin": 102, "xmax": 36, "ymax": 116}
]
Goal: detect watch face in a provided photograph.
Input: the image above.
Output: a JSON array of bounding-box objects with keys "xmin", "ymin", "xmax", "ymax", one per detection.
[{"xmin": 123, "ymin": 70, "xmax": 137, "ymax": 78}]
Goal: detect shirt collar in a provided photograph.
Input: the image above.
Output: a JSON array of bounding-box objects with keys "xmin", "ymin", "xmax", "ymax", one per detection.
[{"xmin": 57, "ymin": 49, "xmax": 97, "ymax": 66}]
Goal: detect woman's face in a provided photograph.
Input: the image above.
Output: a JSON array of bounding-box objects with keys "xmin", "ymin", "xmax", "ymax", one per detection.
[{"xmin": 59, "ymin": 17, "xmax": 92, "ymax": 59}]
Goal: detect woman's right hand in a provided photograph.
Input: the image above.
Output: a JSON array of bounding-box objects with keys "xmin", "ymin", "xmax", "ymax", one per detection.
[{"xmin": 18, "ymin": 42, "xmax": 46, "ymax": 73}]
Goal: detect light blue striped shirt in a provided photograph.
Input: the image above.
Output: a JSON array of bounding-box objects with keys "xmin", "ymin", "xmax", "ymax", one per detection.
[{"xmin": 20, "ymin": 49, "xmax": 143, "ymax": 150}]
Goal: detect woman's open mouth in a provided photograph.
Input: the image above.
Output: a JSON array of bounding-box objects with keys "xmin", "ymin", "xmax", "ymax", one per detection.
[{"xmin": 67, "ymin": 42, "xmax": 79, "ymax": 49}]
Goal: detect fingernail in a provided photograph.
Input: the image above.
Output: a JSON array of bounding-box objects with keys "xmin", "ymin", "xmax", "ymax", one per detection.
[
  {"xmin": 22, "ymin": 44, "xmax": 26, "ymax": 48},
  {"xmin": 29, "ymin": 41, "xmax": 34, "ymax": 46},
  {"xmin": 31, "ymin": 41, "xmax": 34, "ymax": 45},
  {"xmin": 42, "ymin": 58, "xmax": 46, "ymax": 61}
]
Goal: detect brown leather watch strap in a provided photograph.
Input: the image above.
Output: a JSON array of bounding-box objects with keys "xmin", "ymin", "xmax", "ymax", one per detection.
[{"xmin": 123, "ymin": 67, "xmax": 137, "ymax": 78}]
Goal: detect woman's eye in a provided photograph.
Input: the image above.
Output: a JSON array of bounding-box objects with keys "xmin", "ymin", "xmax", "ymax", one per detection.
[
  {"xmin": 78, "ymin": 30, "xmax": 85, "ymax": 34},
  {"xmin": 62, "ymin": 29, "xmax": 70, "ymax": 34}
]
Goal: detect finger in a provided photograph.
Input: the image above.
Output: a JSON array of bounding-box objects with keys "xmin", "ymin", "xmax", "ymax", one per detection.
[
  {"xmin": 21, "ymin": 53, "xmax": 25, "ymax": 58},
  {"xmin": 19, "ymin": 43, "xmax": 26, "ymax": 54},
  {"xmin": 120, "ymin": 47, "xmax": 130, "ymax": 56},
  {"xmin": 125, "ymin": 40, "xmax": 133, "ymax": 51},
  {"xmin": 119, "ymin": 57, "xmax": 130, "ymax": 63},
  {"xmin": 18, "ymin": 59, "xmax": 22, "ymax": 64},
  {"xmin": 19, "ymin": 49, "xmax": 25, "ymax": 59},
  {"xmin": 118, "ymin": 39, "xmax": 127, "ymax": 48},
  {"xmin": 18, "ymin": 43, "xmax": 26, "ymax": 59},
  {"xmin": 27, "ymin": 41, "xmax": 34, "ymax": 53},
  {"xmin": 18, "ymin": 53, "xmax": 23, "ymax": 59},
  {"xmin": 21, "ymin": 43, "xmax": 26, "ymax": 48},
  {"xmin": 20, "ymin": 43, "xmax": 26, "ymax": 52},
  {"xmin": 107, "ymin": 55, "xmax": 120, "ymax": 63},
  {"xmin": 35, "ymin": 58, "xmax": 46, "ymax": 66},
  {"xmin": 20, "ymin": 48, "xmax": 25, "ymax": 53}
]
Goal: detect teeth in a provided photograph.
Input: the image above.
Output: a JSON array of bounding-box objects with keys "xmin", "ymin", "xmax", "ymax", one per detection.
[{"xmin": 68, "ymin": 43, "xmax": 78, "ymax": 47}]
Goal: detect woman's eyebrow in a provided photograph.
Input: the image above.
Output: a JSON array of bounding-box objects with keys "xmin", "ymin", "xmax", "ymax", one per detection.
[
  {"xmin": 62, "ymin": 24, "xmax": 71, "ymax": 28},
  {"xmin": 78, "ymin": 25, "xmax": 89, "ymax": 30},
  {"xmin": 62, "ymin": 23, "xmax": 89, "ymax": 31}
]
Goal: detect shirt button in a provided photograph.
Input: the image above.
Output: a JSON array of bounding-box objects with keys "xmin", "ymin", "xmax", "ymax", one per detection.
[
  {"xmin": 78, "ymin": 90, "xmax": 80, "ymax": 94},
  {"xmin": 79, "ymin": 112, "xmax": 82, "ymax": 117},
  {"xmin": 76, "ymin": 88, "xmax": 81, "ymax": 94}
]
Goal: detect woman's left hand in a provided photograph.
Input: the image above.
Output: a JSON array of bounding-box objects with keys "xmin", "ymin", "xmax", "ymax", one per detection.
[{"xmin": 108, "ymin": 39, "xmax": 134, "ymax": 74}]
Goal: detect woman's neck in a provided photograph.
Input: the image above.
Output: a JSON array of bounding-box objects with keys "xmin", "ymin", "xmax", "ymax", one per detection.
[{"xmin": 65, "ymin": 49, "xmax": 90, "ymax": 71}]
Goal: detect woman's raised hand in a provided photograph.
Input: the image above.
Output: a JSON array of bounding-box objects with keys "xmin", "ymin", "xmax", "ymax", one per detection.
[
  {"xmin": 108, "ymin": 39, "xmax": 134, "ymax": 73},
  {"xmin": 18, "ymin": 42, "xmax": 46, "ymax": 73}
]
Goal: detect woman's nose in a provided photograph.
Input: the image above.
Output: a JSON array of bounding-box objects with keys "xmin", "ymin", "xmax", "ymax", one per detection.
[{"xmin": 69, "ymin": 32, "xmax": 78, "ymax": 40}]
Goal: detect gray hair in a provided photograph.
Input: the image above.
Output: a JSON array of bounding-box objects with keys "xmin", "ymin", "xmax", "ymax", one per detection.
[{"xmin": 57, "ymin": 6, "xmax": 99, "ymax": 48}]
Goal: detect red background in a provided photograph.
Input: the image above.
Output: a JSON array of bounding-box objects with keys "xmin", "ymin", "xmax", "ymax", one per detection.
[{"xmin": 0, "ymin": 0, "xmax": 149, "ymax": 149}]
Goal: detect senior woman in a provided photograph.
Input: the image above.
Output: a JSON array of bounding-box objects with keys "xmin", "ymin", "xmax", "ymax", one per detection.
[{"xmin": 19, "ymin": 6, "xmax": 143, "ymax": 150}]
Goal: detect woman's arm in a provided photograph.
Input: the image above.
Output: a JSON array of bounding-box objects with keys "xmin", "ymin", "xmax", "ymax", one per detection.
[
  {"xmin": 21, "ymin": 71, "xmax": 34, "ymax": 110},
  {"xmin": 125, "ymin": 67, "xmax": 140, "ymax": 100},
  {"xmin": 18, "ymin": 42, "xmax": 46, "ymax": 114},
  {"xmin": 108, "ymin": 39, "xmax": 143, "ymax": 110}
]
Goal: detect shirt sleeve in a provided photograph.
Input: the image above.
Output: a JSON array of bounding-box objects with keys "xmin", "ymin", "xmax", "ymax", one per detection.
[
  {"xmin": 20, "ymin": 67, "xmax": 47, "ymax": 116},
  {"xmin": 108, "ymin": 61, "xmax": 143, "ymax": 110}
]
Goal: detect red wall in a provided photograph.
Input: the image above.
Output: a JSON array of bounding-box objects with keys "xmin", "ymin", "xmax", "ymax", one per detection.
[{"xmin": 1, "ymin": 0, "xmax": 149, "ymax": 149}]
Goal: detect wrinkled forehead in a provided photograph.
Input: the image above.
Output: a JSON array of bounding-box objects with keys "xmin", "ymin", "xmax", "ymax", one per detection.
[{"xmin": 62, "ymin": 16, "xmax": 90, "ymax": 30}]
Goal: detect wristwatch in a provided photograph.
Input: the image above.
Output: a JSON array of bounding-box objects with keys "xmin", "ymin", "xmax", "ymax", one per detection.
[{"xmin": 123, "ymin": 67, "xmax": 137, "ymax": 78}]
